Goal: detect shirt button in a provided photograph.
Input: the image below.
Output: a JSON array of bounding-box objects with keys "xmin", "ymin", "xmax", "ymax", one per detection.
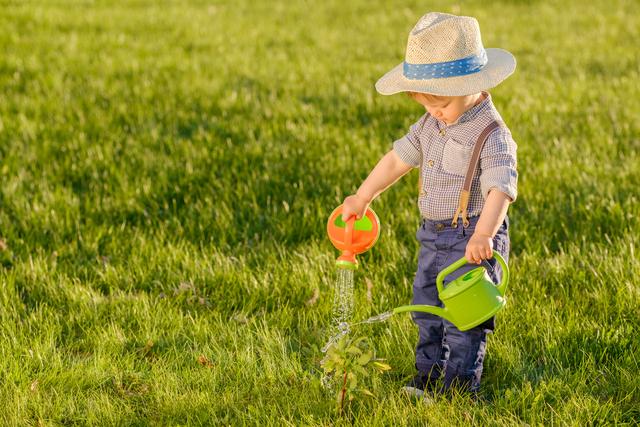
[
  {"xmin": 427, "ymin": 160, "xmax": 434, "ymax": 168},
  {"xmin": 439, "ymin": 129, "xmax": 446, "ymax": 136}
]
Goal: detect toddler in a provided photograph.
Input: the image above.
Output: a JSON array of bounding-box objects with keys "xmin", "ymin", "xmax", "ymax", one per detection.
[{"xmin": 341, "ymin": 12, "xmax": 518, "ymax": 399}]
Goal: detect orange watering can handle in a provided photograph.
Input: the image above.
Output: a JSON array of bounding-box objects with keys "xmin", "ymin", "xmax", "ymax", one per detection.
[{"xmin": 344, "ymin": 215, "xmax": 355, "ymax": 247}]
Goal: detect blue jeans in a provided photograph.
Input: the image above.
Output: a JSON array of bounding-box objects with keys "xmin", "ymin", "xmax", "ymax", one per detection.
[{"xmin": 411, "ymin": 215, "xmax": 510, "ymax": 393}]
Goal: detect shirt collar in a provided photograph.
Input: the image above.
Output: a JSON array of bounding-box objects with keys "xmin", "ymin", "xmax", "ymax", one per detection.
[
  {"xmin": 436, "ymin": 91, "xmax": 491, "ymax": 128},
  {"xmin": 456, "ymin": 91, "xmax": 491, "ymax": 124}
]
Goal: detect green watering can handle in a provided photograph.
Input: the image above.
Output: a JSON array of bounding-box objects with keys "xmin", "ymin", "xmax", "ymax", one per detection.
[{"xmin": 436, "ymin": 250, "xmax": 509, "ymax": 296}]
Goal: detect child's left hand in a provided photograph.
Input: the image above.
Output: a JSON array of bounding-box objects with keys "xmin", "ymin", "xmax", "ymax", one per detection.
[{"xmin": 465, "ymin": 232, "xmax": 494, "ymax": 264}]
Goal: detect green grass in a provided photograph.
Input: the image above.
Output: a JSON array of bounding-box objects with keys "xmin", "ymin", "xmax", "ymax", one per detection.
[{"xmin": 1, "ymin": 0, "xmax": 639, "ymax": 424}]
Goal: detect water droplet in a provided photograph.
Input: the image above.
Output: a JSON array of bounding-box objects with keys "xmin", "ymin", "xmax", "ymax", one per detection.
[{"xmin": 359, "ymin": 310, "xmax": 394, "ymax": 324}]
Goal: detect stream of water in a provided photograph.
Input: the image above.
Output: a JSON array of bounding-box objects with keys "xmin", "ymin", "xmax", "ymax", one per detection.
[
  {"xmin": 321, "ymin": 268, "xmax": 354, "ymax": 352},
  {"xmin": 321, "ymin": 268, "xmax": 395, "ymax": 353}
]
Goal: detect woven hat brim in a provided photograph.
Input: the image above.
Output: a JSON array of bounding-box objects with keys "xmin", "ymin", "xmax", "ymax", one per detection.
[{"xmin": 375, "ymin": 48, "xmax": 516, "ymax": 96}]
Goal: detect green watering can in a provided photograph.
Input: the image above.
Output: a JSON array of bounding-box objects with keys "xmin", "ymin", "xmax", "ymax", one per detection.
[{"xmin": 393, "ymin": 251, "xmax": 509, "ymax": 331}]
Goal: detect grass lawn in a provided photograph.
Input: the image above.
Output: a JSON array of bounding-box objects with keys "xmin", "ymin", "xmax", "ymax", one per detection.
[{"xmin": 1, "ymin": 0, "xmax": 638, "ymax": 424}]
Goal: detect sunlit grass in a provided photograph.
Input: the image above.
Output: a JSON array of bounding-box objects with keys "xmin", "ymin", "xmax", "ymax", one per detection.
[{"xmin": 0, "ymin": 0, "xmax": 638, "ymax": 424}]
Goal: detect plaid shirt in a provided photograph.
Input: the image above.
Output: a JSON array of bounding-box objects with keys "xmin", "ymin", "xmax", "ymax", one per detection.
[{"xmin": 393, "ymin": 93, "xmax": 518, "ymax": 221}]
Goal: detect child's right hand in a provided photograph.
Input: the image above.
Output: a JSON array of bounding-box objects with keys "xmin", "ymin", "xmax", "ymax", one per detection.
[{"xmin": 341, "ymin": 193, "xmax": 370, "ymax": 222}]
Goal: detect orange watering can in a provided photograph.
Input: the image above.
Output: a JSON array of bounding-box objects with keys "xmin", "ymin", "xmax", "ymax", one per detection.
[{"xmin": 327, "ymin": 204, "xmax": 380, "ymax": 269}]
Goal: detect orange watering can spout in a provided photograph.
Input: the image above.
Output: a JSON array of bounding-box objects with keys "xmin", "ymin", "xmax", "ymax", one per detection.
[{"xmin": 327, "ymin": 205, "xmax": 380, "ymax": 269}]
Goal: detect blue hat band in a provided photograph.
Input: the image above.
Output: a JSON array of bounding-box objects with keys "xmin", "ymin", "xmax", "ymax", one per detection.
[{"xmin": 403, "ymin": 50, "xmax": 488, "ymax": 80}]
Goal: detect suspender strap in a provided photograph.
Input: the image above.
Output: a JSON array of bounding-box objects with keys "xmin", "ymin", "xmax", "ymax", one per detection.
[{"xmin": 451, "ymin": 120, "xmax": 501, "ymax": 228}]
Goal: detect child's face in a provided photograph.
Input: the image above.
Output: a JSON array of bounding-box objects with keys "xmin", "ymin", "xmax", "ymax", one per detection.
[{"xmin": 406, "ymin": 92, "xmax": 482, "ymax": 124}]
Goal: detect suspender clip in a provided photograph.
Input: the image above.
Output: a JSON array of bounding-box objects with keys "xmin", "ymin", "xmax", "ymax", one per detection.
[{"xmin": 451, "ymin": 190, "xmax": 470, "ymax": 228}]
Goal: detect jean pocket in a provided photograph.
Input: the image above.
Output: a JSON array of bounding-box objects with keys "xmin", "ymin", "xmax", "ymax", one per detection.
[{"xmin": 442, "ymin": 138, "xmax": 472, "ymax": 176}]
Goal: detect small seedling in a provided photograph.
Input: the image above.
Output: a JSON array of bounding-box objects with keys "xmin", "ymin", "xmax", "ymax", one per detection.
[{"xmin": 320, "ymin": 334, "xmax": 391, "ymax": 415}]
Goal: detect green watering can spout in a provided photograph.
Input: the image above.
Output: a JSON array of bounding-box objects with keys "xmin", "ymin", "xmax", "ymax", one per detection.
[{"xmin": 392, "ymin": 304, "xmax": 455, "ymax": 324}]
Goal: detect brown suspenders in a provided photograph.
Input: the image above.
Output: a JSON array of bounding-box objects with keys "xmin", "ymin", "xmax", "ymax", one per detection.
[
  {"xmin": 451, "ymin": 120, "xmax": 501, "ymax": 228},
  {"xmin": 418, "ymin": 120, "xmax": 502, "ymax": 228}
]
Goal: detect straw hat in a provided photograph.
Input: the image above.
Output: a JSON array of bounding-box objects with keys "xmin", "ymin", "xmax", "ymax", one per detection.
[{"xmin": 375, "ymin": 12, "xmax": 516, "ymax": 96}]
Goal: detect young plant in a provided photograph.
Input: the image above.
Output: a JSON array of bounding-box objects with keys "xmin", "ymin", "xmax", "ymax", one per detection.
[{"xmin": 320, "ymin": 335, "xmax": 391, "ymax": 415}]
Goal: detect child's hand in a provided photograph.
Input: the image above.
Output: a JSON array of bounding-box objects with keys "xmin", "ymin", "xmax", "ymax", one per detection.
[
  {"xmin": 341, "ymin": 193, "xmax": 370, "ymax": 221},
  {"xmin": 465, "ymin": 232, "xmax": 493, "ymax": 264}
]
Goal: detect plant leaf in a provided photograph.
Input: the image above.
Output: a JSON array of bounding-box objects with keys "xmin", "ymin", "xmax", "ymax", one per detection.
[
  {"xmin": 354, "ymin": 366, "xmax": 369, "ymax": 377},
  {"xmin": 372, "ymin": 361, "xmax": 392, "ymax": 372},
  {"xmin": 357, "ymin": 351, "xmax": 373, "ymax": 365},
  {"xmin": 347, "ymin": 372, "xmax": 358, "ymax": 390},
  {"xmin": 346, "ymin": 346, "xmax": 362, "ymax": 355},
  {"xmin": 321, "ymin": 359, "xmax": 335, "ymax": 372}
]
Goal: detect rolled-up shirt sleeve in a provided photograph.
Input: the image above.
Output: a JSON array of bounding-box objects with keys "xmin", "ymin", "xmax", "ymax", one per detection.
[
  {"xmin": 392, "ymin": 114, "xmax": 428, "ymax": 168},
  {"xmin": 479, "ymin": 128, "xmax": 518, "ymax": 201}
]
